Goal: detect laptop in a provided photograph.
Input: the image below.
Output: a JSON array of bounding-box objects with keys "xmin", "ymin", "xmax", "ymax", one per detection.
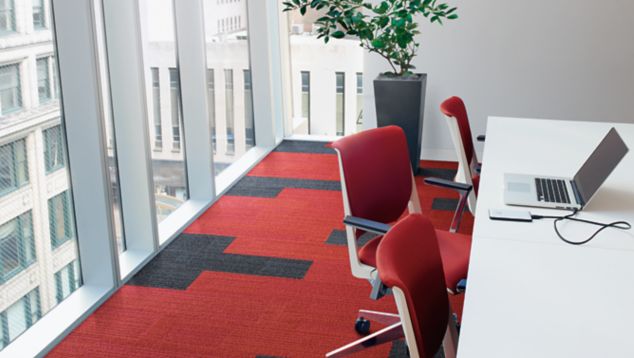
[{"xmin": 504, "ymin": 127, "xmax": 629, "ymax": 210}]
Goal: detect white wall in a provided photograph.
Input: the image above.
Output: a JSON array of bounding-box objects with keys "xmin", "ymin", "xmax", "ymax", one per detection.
[{"xmin": 363, "ymin": 0, "xmax": 634, "ymax": 160}]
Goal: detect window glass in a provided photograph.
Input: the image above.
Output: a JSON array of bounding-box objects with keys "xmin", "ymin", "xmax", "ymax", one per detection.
[
  {"xmin": 0, "ymin": 0, "xmax": 15, "ymax": 33},
  {"xmin": 300, "ymin": 71, "xmax": 310, "ymax": 132},
  {"xmin": 48, "ymin": 191, "xmax": 75, "ymax": 249},
  {"xmin": 203, "ymin": 0, "xmax": 255, "ymax": 178},
  {"xmin": 0, "ymin": 0, "xmax": 81, "ymax": 350},
  {"xmin": 0, "ymin": 139, "xmax": 28, "ymax": 195},
  {"xmin": 151, "ymin": 67, "xmax": 162, "ymax": 149},
  {"xmin": 0, "ymin": 288, "xmax": 40, "ymax": 347},
  {"xmin": 335, "ymin": 72, "xmax": 345, "ymax": 136},
  {"xmin": 32, "ymin": 0, "xmax": 45, "ymax": 29},
  {"xmin": 0, "ymin": 64, "xmax": 22, "ymax": 115},
  {"xmin": 138, "ymin": 0, "xmax": 189, "ymax": 223},
  {"xmin": 44, "ymin": 125, "xmax": 65, "ymax": 173},
  {"xmin": 207, "ymin": 69, "xmax": 216, "ymax": 154},
  {"xmin": 0, "ymin": 212, "xmax": 35, "ymax": 283},
  {"xmin": 284, "ymin": 3, "xmax": 363, "ymax": 136},
  {"xmin": 54, "ymin": 260, "xmax": 79, "ymax": 303},
  {"xmin": 37, "ymin": 57, "xmax": 51, "ymax": 104},
  {"xmin": 168, "ymin": 68, "xmax": 181, "ymax": 151},
  {"xmin": 224, "ymin": 69, "xmax": 234, "ymax": 155},
  {"xmin": 356, "ymin": 72, "xmax": 363, "ymax": 132},
  {"xmin": 243, "ymin": 69, "xmax": 254, "ymax": 149}
]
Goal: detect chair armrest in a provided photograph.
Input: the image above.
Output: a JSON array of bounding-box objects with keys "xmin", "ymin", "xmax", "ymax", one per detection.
[
  {"xmin": 343, "ymin": 216, "xmax": 391, "ymax": 235},
  {"xmin": 476, "ymin": 135, "xmax": 486, "ymax": 142},
  {"xmin": 424, "ymin": 177, "xmax": 473, "ymax": 193}
]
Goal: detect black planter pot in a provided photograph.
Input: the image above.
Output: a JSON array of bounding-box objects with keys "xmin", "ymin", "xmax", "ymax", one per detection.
[{"xmin": 373, "ymin": 73, "xmax": 427, "ymax": 174}]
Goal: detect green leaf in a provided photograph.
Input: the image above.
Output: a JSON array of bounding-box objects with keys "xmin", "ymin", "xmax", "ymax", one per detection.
[
  {"xmin": 371, "ymin": 39, "xmax": 386, "ymax": 49},
  {"xmin": 300, "ymin": 5, "xmax": 307, "ymax": 15},
  {"xmin": 331, "ymin": 30, "xmax": 345, "ymax": 39},
  {"xmin": 373, "ymin": 1, "xmax": 389, "ymax": 14},
  {"xmin": 447, "ymin": 14, "xmax": 458, "ymax": 20}
]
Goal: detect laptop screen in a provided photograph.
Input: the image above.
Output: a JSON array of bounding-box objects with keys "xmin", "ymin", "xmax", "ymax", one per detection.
[{"xmin": 573, "ymin": 127, "xmax": 629, "ymax": 204}]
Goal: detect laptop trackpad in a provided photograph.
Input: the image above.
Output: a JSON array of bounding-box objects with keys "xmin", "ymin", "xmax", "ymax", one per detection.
[{"xmin": 508, "ymin": 182, "xmax": 531, "ymax": 193}]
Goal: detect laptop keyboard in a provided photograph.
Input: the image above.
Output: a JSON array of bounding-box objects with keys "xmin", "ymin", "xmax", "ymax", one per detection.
[{"xmin": 535, "ymin": 178, "xmax": 571, "ymax": 204}]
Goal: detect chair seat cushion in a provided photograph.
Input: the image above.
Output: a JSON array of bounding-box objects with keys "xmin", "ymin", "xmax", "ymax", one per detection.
[
  {"xmin": 435, "ymin": 229, "xmax": 472, "ymax": 292},
  {"xmin": 359, "ymin": 230, "xmax": 471, "ymax": 293},
  {"xmin": 358, "ymin": 236, "xmax": 382, "ymax": 268}
]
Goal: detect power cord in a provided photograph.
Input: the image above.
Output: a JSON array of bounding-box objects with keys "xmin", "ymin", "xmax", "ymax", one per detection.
[{"xmin": 531, "ymin": 209, "xmax": 631, "ymax": 245}]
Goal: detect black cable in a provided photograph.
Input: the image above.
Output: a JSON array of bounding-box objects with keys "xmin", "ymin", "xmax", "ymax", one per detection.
[{"xmin": 531, "ymin": 209, "xmax": 631, "ymax": 245}]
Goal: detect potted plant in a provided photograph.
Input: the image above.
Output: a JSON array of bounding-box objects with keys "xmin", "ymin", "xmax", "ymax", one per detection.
[{"xmin": 283, "ymin": 0, "xmax": 457, "ymax": 172}]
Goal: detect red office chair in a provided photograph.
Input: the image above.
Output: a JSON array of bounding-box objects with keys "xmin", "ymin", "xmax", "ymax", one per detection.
[
  {"xmin": 440, "ymin": 96, "xmax": 485, "ymax": 215},
  {"xmin": 326, "ymin": 126, "xmax": 470, "ymax": 357},
  {"xmin": 377, "ymin": 214, "xmax": 459, "ymax": 358}
]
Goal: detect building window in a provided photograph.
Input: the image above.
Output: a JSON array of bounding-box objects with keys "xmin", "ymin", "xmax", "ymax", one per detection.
[
  {"xmin": 48, "ymin": 191, "xmax": 75, "ymax": 249},
  {"xmin": 207, "ymin": 69, "xmax": 216, "ymax": 153},
  {"xmin": 44, "ymin": 125, "xmax": 65, "ymax": 173},
  {"xmin": 0, "ymin": 138, "xmax": 28, "ymax": 196},
  {"xmin": 0, "ymin": 212, "xmax": 35, "ymax": 284},
  {"xmin": 37, "ymin": 57, "xmax": 52, "ymax": 104},
  {"xmin": 0, "ymin": 63, "xmax": 22, "ymax": 115},
  {"xmin": 301, "ymin": 71, "xmax": 310, "ymax": 133},
  {"xmin": 335, "ymin": 72, "xmax": 345, "ymax": 136},
  {"xmin": 356, "ymin": 73, "xmax": 363, "ymax": 131},
  {"xmin": 0, "ymin": 288, "xmax": 40, "ymax": 349},
  {"xmin": 169, "ymin": 68, "xmax": 182, "ymax": 151},
  {"xmin": 0, "ymin": 0, "xmax": 15, "ymax": 33},
  {"xmin": 225, "ymin": 69, "xmax": 234, "ymax": 155},
  {"xmin": 32, "ymin": 0, "xmax": 45, "ymax": 29},
  {"xmin": 54, "ymin": 260, "xmax": 80, "ymax": 304},
  {"xmin": 151, "ymin": 68, "xmax": 162, "ymax": 149},
  {"xmin": 243, "ymin": 70, "xmax": 255, "ymax": 149}
]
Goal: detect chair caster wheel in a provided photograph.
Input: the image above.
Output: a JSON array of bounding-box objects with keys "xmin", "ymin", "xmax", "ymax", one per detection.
[{"xmin": 355, "ymin": 317, "xmax": 371, "ymax": 335}]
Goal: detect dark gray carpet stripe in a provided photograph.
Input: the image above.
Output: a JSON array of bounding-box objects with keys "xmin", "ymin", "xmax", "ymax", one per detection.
[
  {"xmin": 128, "ymin": 233, "xmax": 312, "ymax": 290},
  {"xmin": 227, "ymin": 176, "xmax": 341, "ymax": 198},
  {"xmin": 419, "ymin": 167, "xmax": 457, "ymax": 181},
  {"xmin": 431, "ymin": 198, "xmax": 459, "ymax": 211},
  {"xmin": 326, "ymin": 229, "xmax": 378, "ymax": 247},
  {"xmin": 274, "ymin": 140, "xmax": 335, "ymax": 154}
]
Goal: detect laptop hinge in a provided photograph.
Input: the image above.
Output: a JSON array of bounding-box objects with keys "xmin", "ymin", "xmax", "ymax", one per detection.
[{"xmin": 570, "ymin": 180, "xmax": 585, "ymax": 207}]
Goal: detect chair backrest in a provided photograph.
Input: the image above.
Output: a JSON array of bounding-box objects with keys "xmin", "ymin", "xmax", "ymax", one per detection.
[
  {"xmin": 332, "ymin": 125, "xmax": 415, "ymax": 225},
  {"xmin": 440, "ymin": 96, "xmax": 476, "ymax": 166},
  {"xmin": 440, "ymin": 96, "xmax": 478, "ymax": 211},
  {"xmin": 377, "ymin": 214, "xmax": 449, "ymax": 358}
]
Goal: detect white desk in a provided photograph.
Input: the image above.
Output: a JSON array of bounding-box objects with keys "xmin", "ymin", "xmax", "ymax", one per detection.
[{"xmin": 457, "ymin": 117, "xmax": 634, "ymax": 358}]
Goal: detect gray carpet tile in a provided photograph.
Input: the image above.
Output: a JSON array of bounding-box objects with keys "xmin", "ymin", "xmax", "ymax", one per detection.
[
  {"xmin": 419, "ymin": 167, "xmax": 457, "ymax": 181},
  {"xmin": 274, "ymin": 140, "xmax": 335, "ymax": 154},
  {"xmin": 128, "ymin": 233, "xmax": 312, "ymax": 290},
  {"xmin": 431, "ymin": 198, "xmax": 459, "ymax": 211},
  {"xmin": 227, "ymin": 176, "xmax": 341, "ymax": 198},
  {"xmin": 326, "ymin": 229, "xmax": 378, "ymax": 247}
]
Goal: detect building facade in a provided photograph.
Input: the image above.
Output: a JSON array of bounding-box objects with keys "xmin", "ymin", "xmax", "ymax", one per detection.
[{"xmin": 0, "ymin": 0, "xmax": 80, "ymax": 349}]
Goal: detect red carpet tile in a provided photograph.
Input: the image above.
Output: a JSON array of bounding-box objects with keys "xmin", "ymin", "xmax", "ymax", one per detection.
[
  {"xmin": 248, "ymin": 152, "xmax": 340, "ymax": 181},
  {"xmin": 48, "ymin": 149, "xmax": 472, "ymax": 358}
]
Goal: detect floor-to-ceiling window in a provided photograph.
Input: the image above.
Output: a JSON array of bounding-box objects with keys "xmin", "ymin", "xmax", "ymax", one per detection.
[
  {"xmin": 0, "ymin": 0, "xmax": 82, "ymax": 350},
  {"xmin": 282, "ymin": 2, "xmax": 363, "ymax": 137},
  {"xmin": 138, "ymin": 0, "xmax": 189, "ymax": 222},
  {"xmin": 203, "ymin": 0, "xmax": 255, "ymax": 178}
]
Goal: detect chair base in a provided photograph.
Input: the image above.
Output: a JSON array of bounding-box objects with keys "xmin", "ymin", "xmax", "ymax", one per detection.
[{"xmin": 326, "ymin": 310, "xmax": 402, "ymax": 358}]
